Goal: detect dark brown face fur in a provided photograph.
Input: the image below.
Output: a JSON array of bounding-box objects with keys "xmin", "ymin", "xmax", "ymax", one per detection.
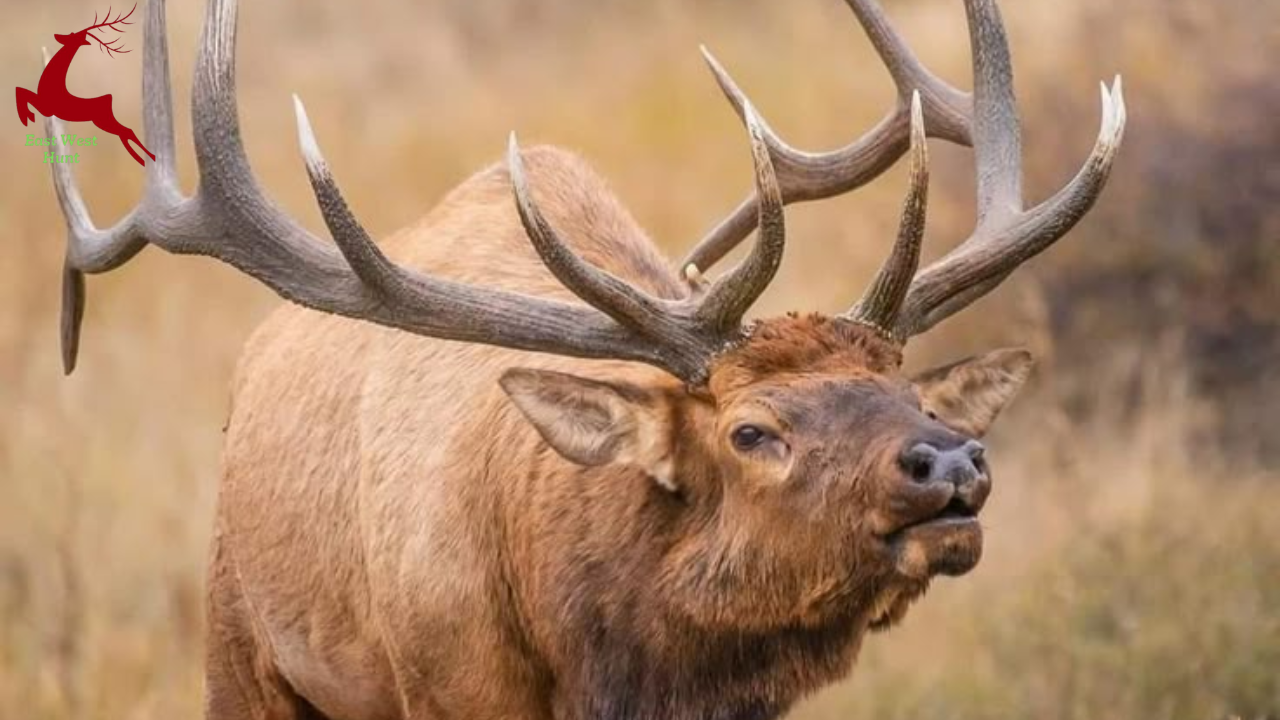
[{"xmin": 501, "ymin": 313, "xmax": 1033, "ymax": 719}]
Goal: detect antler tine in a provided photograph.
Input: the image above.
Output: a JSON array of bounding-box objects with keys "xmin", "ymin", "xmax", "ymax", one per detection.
[
  {"xmin": 502, "ymin": 99, "xmax": 790, "ymax": 375},
  {"xmin": 890, "ymin": 0, "xmax": 1127, "ymax": 338},
  {"xmin": 843, "ymin": 91, "xmax": 928, "ymax": 338},
  {"xmin": 141, "ymin": 0, "xmax": 177, "ymax": 185},
  {"xmin": 839, "ymin": 0, "xmax": 971, "ymax": 143},
  {"xmin": 507, "ymin": 134, "xmax": 692, "ymax": 339},
  {"xmin": 49, "ymin": 0, "xmax": 178, "ymax": 371},
  {"xmin": 292, "ymin": 96, "xmax": 413, "ymax": 298},
  {"xmin": 52, "ymin": 0, "xmax": 171, "ymax": 261},
  {"xmin": 682, "ymin": 0, "xmax": 972, "ymax": 274},
  {"xmin": 966, "ymin": 0, "xmax": 1021, "ymax": 221},
  {"xmin": 43, "ymin": 34, "xmax": 150, "ymax": 371},
  {"xmin": 695, "ymin": 101, "xmax": 787, "ymax": 334}
]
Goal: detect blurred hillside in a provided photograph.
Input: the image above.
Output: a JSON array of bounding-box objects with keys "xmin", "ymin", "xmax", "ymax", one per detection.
[{"xmin": 1, "ymin": 0, "xmax": 1277, "ymax": 718}]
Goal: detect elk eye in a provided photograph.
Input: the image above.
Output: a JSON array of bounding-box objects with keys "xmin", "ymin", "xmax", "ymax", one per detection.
[{"xmin": 731, "ymin": 425, "xmax": 769, "ymax": 451}]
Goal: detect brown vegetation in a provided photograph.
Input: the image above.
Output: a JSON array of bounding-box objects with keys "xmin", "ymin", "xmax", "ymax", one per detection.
[{"xmin": 0, "ymin": 0, "xmax": 1275, "ymax": 718}]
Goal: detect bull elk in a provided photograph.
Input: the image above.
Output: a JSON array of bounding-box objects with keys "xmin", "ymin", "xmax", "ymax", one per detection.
[{"xmin": 41, "ymin": 0, "xmax": 1125, "ymax": 717}]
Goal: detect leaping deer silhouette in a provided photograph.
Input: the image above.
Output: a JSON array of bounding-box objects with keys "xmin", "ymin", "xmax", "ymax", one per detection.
[{"xmin": 16, "ymin": 4, "xmax": 155, "ymax": 166}]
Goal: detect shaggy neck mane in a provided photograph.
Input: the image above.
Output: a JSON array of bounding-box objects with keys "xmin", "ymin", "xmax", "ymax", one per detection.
[{"xmin": 574, "ymin": 608, "xmax": 865, "ymax": 720}]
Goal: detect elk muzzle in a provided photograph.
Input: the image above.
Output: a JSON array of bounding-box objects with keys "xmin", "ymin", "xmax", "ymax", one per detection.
[{"xmin": 882, "ymin": 435, "xmax": 990, "ymax": 579}]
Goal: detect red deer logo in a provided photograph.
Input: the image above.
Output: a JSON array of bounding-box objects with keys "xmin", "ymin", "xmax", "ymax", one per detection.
[{"xmin": 15, "ymin": 4, "xmax": 155, "ymax": 166}]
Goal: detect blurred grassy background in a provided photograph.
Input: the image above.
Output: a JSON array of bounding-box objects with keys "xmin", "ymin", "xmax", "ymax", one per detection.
[{"xmin": 1, "ymin": 0, "xmax": 1277, "ymax": 718}]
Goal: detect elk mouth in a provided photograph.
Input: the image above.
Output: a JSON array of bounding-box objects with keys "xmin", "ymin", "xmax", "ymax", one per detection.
[
  {"xmin": 887, "ymin": 496, "xmax": 978, "ymax": 539},
  {"xmin": 884, "ymin": 495, "xmax": 983, "ymax": 578},
  {"xmin": 933, "ymin": 496, "xmax": 979, "ymax": 524}
]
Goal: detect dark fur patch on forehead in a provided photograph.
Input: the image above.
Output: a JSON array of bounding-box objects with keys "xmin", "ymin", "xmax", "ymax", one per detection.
[{"xmin": 709, "ymin": 314, "xmax": 903, "ymax": 395}]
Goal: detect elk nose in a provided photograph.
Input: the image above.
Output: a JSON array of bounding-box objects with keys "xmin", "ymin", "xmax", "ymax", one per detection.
[{"xmin": 899, "ymin": 439, "xmax": 986, "ymax": 487}]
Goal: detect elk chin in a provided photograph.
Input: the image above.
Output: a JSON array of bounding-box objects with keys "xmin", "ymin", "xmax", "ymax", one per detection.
[
  {"xmin": 865, "ymin": 581, "xmax": 930, "ymax": 633},
  {"xmin": 889, "ymin": 518, "xmax": 984, "ymax": 579}
]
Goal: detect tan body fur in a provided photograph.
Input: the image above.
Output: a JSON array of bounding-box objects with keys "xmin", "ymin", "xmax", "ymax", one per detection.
[{"xmin": 213, "ymin": 149, "xmax": 719, "ymax": 720}]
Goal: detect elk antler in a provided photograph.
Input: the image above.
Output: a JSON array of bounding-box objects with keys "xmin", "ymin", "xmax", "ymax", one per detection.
[
  {"xmin": 684, "ymin": 0, "xmax": 970, "ymax": 274},
  {"xmin": 693, "ymin": 0, "xmax": 1126, "ymax": 341},
  {"xmin": 845, "ymin": 92, "xmax": 929, "ymax": 340},
  {"xmin": 84, "ymin": 4, "xmax": 137, "ymax": 57},
  {"xmin": 46, "ymin": 0, "xmax": 787, "ymax": 386}
]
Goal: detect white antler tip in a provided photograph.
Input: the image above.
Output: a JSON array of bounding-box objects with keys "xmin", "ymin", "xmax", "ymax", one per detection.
[
  {"xmin": 909, "ymin": 90, "xmax": 925, "ymax": 133},
  {"xmin": 740, "ymin": 99, "xmax": 765, "ymax": 138},
  {"xmin": 907, "ymin": 90, "xmax": 928, "ymax": 171},
  {"xmin": 698, "ymin": 44, "xmax": 748, "ymax": 114},
  {"xmin": 507, "ymin": 132, "xmax": 532, "ymax": 194},
  {"xmin": 698, "ymin": 44, "xmax": 721, "ymax": 70},
  {"xmin": 292, "ymin": 95, "xmax": 324, "ymax": 171},
  {"xmin": 1090, "ymin": 74, "xmax": 1127, "ymax": 160}
]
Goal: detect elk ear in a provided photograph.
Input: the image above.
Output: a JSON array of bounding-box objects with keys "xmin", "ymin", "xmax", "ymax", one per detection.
[
  {"xmin": 912, "ymin": 348, "xmax": 1035, "ymax": 438},
  {"xmin": 499, "ymin": 368, "xmax": 675, "ymax": 484}
]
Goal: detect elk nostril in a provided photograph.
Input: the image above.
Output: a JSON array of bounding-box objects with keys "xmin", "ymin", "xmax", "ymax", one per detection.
[
  {"xmin": 899, "ymin": 443, "xmax": 939, "ymax": 483},
  {"xmin": 963, "ymin": 440, "xmax": 986, "ymax": 465}
]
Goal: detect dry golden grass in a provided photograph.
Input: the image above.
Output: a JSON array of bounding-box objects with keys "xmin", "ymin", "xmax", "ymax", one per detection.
[{"xmin": 1, "ymin": 0, "xmax": 1276, "ymax": 718}]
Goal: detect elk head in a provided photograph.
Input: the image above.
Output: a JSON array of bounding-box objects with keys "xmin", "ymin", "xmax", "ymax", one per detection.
[
  {"xmin": 44, "ymin": 0, "xmax": 1124, "ymax": 636},
  {"xmin": 497, "ymin": 100, "xmax": 1043, "ymax": 632},
  {"xmin": 502, "ymin": 315, "xmax": 1034, "ymax": 632}
]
